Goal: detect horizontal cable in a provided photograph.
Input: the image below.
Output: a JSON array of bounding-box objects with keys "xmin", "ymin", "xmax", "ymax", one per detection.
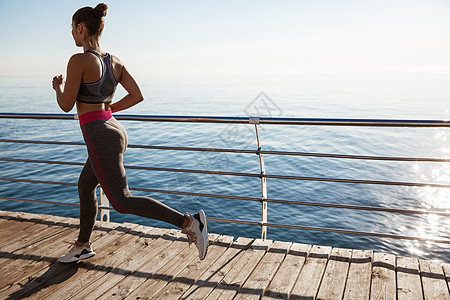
[
  {"xmin": 2, "ymin": 113, "xmax": 450, "ymax": 127},
  {"xmin": 0, "ymin": 196, "xmax": 113, "ymax": 211},
  {"xmin": 259, "ymin": 150, "xmax": 450, "ymax": 162},
  {"xmin": 0, "ymin": 157, "xmax": 259, "ymax": 178},
  {"xmin": 0, "ymin": 197, "xmax": 114, "ymax": 212},
  {"xmin": 263, "ymin": 197, "xmax": 450, "ymax": 216},
  {"xmin": 0, "ymin": 177, "xmax": 77, "ymax": 186},
  {"xmin": 2, "ymin": 139, "xmax": 449, "ymax": 162},
  {"xmin": 264, "ymin": 174, "xmax": 450, "ymax": 188},
  {"xmin": 0, "ymin": 139, "xmax": 85, "ymax": 146},
  {"xmin": 208, "ymin": 217, "xmax": 450, "ymax": 244},
  {"xmin": 1, "ymin": 113, "xmax": 449, "ymax": 127},
  {"xmin": 0, "ymin": 113, "xmax": 76, "ymax": 121},
  {"xmin": 1, "ymin": 177, "xmax": 448, "ymax": 217},
  {"xmin": 98, "ymin": 205, "xmax": 114, "ymax": 210},
  {"xmin": 130, "ymin": 187, "xmax": 450, "ymax": 217},
  {"xmin": 0, "ymin": 197, "xmax": 79, "ymax": 207},
  {"xmin": 127, "ymin": 145, "xmax": 254, "ymax": 154},
  {"xmin": 0, "ymin": 157, "xmax": 84, "ymax": 166},
  {"xmin": 2, "ymin": 157, "xmax": 450, "ymax": 188}
]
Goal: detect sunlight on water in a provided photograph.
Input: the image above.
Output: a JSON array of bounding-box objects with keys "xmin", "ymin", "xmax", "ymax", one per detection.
[
  {"xmin": 405, "ymin": 241, "xmax": 425, "ymax": 257},
  {"xmin": 406, "ymin": 130, "xmax": 450, "ymax": 259},
  {"xmin": 415, "ymin": 131, "xmax": 450, "ymax": 211},
  {"xmin": 418, "ymin": 180, "xmax": 450, "ymax": 211}
]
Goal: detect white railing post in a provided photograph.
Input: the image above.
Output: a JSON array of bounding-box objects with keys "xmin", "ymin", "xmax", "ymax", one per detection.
[
  {"xmin": 252, "ymin": 120, "xmax": 268, "ymax": 240},
  {"xmin": 98, "ymin": 186, "xmax": 110, "ymax": 222}
]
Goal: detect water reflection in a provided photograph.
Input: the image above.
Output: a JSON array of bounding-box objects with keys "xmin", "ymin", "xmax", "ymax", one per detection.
[
  {"xmin": 415, "ymin": 131, "xmax": 450, "ymax": 211},
  {"xmin": 407, "ymin": 130, "xmax": 450, "ymax": 259}
]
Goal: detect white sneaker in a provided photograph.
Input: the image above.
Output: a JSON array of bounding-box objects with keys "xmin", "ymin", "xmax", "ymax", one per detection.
[
  {"xmin": 59, "ymin": 241, "xmax": 96, "ymax": 263},
  {"xmin": 182, "ymin": 210, "xmax": 208, "ymax": 260}
]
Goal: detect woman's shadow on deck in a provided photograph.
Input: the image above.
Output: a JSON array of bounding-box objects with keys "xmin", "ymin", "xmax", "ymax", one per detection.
[{"xmin": 6, "ymin": 261, "xmax": 81, "ymax": 300}]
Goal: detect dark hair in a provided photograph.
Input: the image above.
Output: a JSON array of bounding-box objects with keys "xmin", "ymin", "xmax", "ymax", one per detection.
[{"xmin": 73, "ymin": 3, "xmax": 108, "ymax": 47}]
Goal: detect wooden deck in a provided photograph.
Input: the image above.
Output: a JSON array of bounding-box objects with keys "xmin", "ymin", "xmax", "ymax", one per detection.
[{"xmin": 0, "ymin": 210, "xmax": 448, "ymax": 300}]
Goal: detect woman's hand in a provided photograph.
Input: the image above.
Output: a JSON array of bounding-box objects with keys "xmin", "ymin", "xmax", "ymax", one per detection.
[{"xmin": 52, "ymin": 74, "xmax": 64, "ymax": 94}]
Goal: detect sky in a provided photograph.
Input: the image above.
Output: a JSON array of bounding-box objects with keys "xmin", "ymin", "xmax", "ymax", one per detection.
[{"xmin": 0, "ymin": 0, "xmax": 449, "ymax": 78}]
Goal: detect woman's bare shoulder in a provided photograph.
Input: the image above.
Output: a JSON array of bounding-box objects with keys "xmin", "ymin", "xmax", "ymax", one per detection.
[
  {"xmin": 110, "ymin": 54, "xmax": 124, "ymax": 66},
  {"xmin": 66, "ymin": 53, "xmax": 88, "ymax": 72},
  {"xmin": 109, "ymin": 54, "xmax": 125, "ymax": 82},
  {"xmin": 69, "ymin": 53, "xmax": 85, "ymax": 62},
  {"xmin": 68, "ymin": 52, "xmax": 94, "ymax": 66}
]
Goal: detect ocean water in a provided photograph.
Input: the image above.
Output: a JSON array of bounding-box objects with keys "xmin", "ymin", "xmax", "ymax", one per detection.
[{"xmin": 0, "ymin": 73, "xmax": 449, "ymax": 262}]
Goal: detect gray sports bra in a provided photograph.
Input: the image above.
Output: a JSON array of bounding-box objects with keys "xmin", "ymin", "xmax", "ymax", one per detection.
[{"xmin": 76, "ymin": 50, "xmax": 117, "ymax": 104}]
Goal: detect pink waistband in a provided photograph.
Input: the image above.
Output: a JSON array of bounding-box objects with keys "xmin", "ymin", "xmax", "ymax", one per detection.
[{"xmin": 79, "ymin": 110, "xmax": 113, "ymax": 126}]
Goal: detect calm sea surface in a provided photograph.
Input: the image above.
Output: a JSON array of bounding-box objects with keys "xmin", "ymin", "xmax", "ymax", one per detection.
[{"xmin": 1, "ymin": 73, "xmax": 449, "ymax": 262}]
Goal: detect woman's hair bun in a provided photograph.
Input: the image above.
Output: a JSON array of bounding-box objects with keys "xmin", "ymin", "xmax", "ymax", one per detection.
[{"xmin": 92, "ymin": 3, "xmax": 108, "ymax": 18}]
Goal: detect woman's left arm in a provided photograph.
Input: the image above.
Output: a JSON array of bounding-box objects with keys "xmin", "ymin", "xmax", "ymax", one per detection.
[{"xmin": 52, "ymin": 54, "xmax": 83, "ymax": 112}]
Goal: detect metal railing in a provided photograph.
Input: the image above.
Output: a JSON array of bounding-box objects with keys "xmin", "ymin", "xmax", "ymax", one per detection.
[{"xmin": 1, "ymin": 113, "xmax": 450, "ymax": 245}]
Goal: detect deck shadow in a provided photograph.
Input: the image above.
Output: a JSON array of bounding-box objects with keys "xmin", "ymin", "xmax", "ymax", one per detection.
[
  {"xmin": 4, "ymin": 262, "xmax": 80, "ymax": 300},
  {"xmin": 0, "ymin": 214, "xmax": 79, "ymax": 229}
]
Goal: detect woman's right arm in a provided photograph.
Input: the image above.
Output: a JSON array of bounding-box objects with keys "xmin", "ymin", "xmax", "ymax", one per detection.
[{"xmin": 110, "ymin": 65, "xmax": 144, "ymax": 113}]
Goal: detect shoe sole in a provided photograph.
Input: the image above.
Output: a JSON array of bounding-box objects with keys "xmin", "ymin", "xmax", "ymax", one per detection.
[
  {"xmin": 197, "ymin": 209, "xmax": 208, "ymax": 260},
  {"xmin": 59, "ymin": 251, "xmax": 96, "ymax": 263}
]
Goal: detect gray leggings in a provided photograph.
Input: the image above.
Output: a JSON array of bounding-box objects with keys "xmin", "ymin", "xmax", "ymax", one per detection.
[{"xmin": 78, "ymin": 115, "xmax": 185, "ymax": 242}]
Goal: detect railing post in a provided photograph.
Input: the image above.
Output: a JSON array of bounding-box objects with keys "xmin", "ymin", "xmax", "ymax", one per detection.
[
  {"xmin": 98, "ymin": 186, "xmax": 110, "ymax": 222},
  {"xmin": 252, "ymin": 119, "xmax": 268, "ymax": 240}
]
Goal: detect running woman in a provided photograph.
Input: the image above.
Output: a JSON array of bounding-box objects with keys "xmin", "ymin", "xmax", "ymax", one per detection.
[{"xmin": 52, "ymin": 3, "xmax": 208, "ymax": 263}]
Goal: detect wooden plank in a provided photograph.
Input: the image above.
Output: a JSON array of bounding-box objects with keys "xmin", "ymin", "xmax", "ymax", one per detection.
[
  {"xmin": 0, "ymin": 227, "xmax": 79, "ymax": 292},
  {"xmin": 419, "ymin": 259, "xmax": 450, "ymax": 300},
  {"xmin": 98, "ymin": 229, "xmax": 192, "ymax": 300},
  {"xmin": 0, "ymin": 222, "xmax": 118, "ymax": 296},
  {"xmin": 0, "ymin": 222, "xmax": 136, "ymax": 299},
  {"xmin": 370, "ymin": 252, "xmax": 396, "ymax": 300},
  {"xmin": 0, "ymin": 216, "xmax": 78, "ymax": 273},
  {"xmin": 0, "ymin": 217, "xmax": 79, "ymax": 291},
  {"xmin": 343, "ymin": 249, "xmax": 373, "ymax": 300},
  {"xmin": 262, "ymin": 242, "xmax": 311, "ymax": 300},
  {"xmin": 443, "ymin": 263, "xmax": 450, "ymax": 294},
  {"xmin": 289, "ymin": 245, "xmax": 332, "ymax": 299},
  {"xmin": 37, "ymin": 215, "xmax": 80, "ymax": 229},
  {"xmin": 0, "ymin": 219, "xmax": 45, "ymax": 245},
  {"xmin": 0, "ymin": 220, "xmax": 118, "ymax": 293},
  {"xmin": 183, "ymin": 237, "xmax": 254, "ymax": 300},
  {"xmin": 10, "ymin": 211, "xmax": 50, "ymax": 220},
  {"xmin": 0, "ymin": 211, "xmax": 39, "ymax": 220},
  {"xmin": 316, "ymin": 247, "xmax": 353, "ymax": 300},
  {"xmin": 0, "ymin": 210, "xmax": 10, "ymax": 216},
  {"xmin": 124, "ymin": 233, "xmax": 221, "ymax": 300},
  {"xmin": 0, "ymin": 215, "xmax": 60, "ymax": 253},
  {"xmin": 1, "ymin": 223, "xmax": 58, "ymax": 253},
  {"xmin": 0, "ymin": 217, "xmax": 14, "ymax": 228},
  {"xmin": 1, "ymin": 212, "xmax": 56, "ymax": 227},
  {"xmin": 0, "ymin": 215, "xmax": 70, "ymax": 257},
  {"xmin": 205, "ymin": 239, "xmax": 273, "ymax": 300},
  {"xmin": 151, "ymin": 235, "xmax": 235, "ymax": 300},
  {"xmin": 235, "ymin": 241, "xmax": 291, "ymax": 300},
  {"xmin": 397, "ymin": 256, "xmax": 423, "ymax": 300},
  {"xmin": 27, "ymin": 223, "xmax": 151, "ymax": 300},
  {"xmin": 0, "ymin": 218, "xmax": 73, "ymax": 269},
  {"xmin": 68, "ymin": 227, "xmax": 177, "ymax": 300}
]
